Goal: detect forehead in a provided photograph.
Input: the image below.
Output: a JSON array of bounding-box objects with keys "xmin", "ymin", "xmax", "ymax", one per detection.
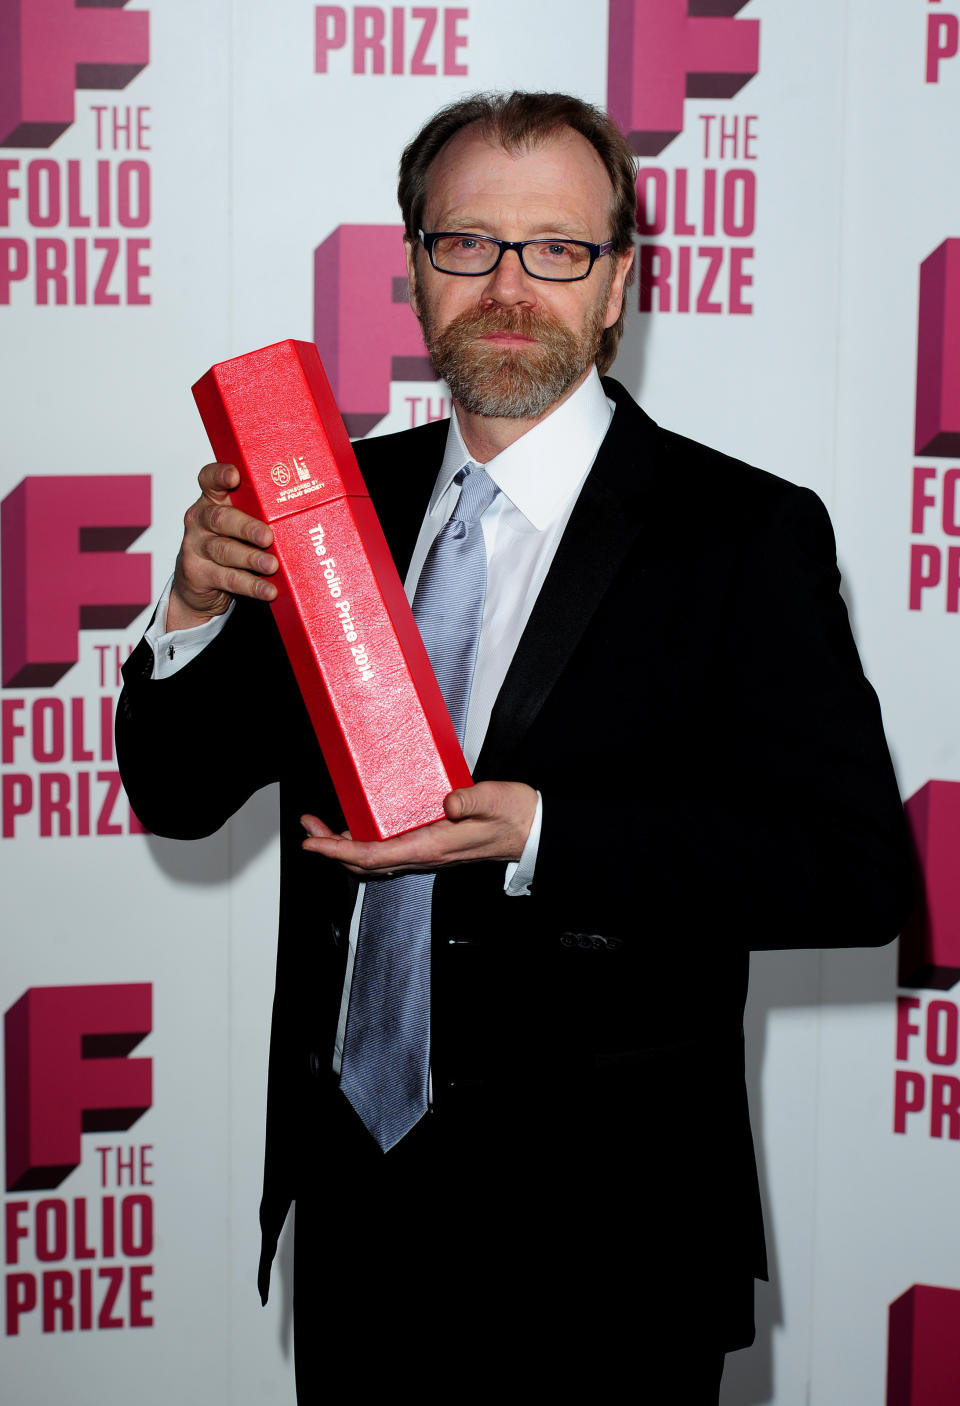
[{"xmin": 422, "ymin": 123, "xmax": 615, "ymax": 237}]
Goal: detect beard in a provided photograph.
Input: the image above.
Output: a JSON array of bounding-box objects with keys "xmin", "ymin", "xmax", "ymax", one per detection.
[{"xmin": 417, "ymin": 283, "xmax": 610, "ymax": 420}]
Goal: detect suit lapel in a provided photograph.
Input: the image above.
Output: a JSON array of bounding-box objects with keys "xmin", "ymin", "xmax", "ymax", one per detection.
[
  {"xmin": 358, "ymin": 418, "xmax": 448, "ymax": 580},
  {"xmin": 477, "ymin": 381, "xmax": 663, "ymax": 774}
]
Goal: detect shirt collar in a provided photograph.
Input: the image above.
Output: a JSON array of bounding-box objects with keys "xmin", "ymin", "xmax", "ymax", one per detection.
[{"xmin": 432, "ymin": 367, "xmax": 614, "ymax": 529}]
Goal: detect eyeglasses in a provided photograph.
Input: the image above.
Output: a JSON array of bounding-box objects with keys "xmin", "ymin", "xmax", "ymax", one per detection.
[{"xmin": 418, "ymin": 229, "xmax": 613, "ymax": 283}]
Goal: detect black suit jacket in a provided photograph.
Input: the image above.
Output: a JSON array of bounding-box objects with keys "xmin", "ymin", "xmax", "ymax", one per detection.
[{"xmin": 117, "ymin": 379, "xmax": 911, "ymax": 1318}]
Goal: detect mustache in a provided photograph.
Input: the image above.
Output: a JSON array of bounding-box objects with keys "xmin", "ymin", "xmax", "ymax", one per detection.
[{"xmin": 438, "ymin": 302, "xmax": 570, "ymax": 345}]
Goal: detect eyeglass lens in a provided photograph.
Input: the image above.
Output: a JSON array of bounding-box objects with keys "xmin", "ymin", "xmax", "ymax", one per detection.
[{"xmin": 431, "ymin": 235, "xmax": 592, "ymax": 280}]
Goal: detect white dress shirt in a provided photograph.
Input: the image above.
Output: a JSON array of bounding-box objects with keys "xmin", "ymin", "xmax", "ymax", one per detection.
[{"xmin": 144, "ymin": 367, "xmax": 615, "ymax": 1072}]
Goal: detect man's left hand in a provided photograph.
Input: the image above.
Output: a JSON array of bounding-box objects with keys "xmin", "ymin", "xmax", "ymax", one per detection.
[{"xmin": 301, "ymin": 780, "xmax": 538, "ymax": 875}]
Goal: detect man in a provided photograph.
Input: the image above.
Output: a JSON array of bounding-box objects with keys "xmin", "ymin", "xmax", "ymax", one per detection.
[{"xmin": 117, "ymin": 92, "xmax": 911, "ymax": 1401}]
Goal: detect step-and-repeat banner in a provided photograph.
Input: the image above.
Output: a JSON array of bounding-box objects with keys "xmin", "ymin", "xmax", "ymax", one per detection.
[{"xmin": 1, "ymin": 3, "xmax": 957, "ymax": 1402}]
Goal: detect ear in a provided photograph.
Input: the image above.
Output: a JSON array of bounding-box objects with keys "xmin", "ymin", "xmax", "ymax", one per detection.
[
  {"xmin": 404, "ymin": 236, "xmax": 420, "ymax": 317},
  {"xmin": 603, "ymin": 246, "xmax": 635, "ymax": 330}
]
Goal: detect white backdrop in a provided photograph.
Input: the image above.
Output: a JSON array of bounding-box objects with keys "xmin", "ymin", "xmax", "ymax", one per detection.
[{"xmin": 2, "ymin": 2, "xmax": 958, "ymax": 1402}]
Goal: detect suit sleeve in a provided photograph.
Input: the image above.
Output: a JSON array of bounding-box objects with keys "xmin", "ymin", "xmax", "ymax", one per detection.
[
  {"xmin": 116, "ymin": 596, "xmax": 296, "ymax": 838},
  {"xmin": 532, "ymin": 485, "xmax": 912, "ymax": 952}
]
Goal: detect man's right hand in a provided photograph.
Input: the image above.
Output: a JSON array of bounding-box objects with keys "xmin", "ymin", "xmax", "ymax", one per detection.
[{"xmin": 167, "ymin": 462, "xmax": 279, "ymax": 631}]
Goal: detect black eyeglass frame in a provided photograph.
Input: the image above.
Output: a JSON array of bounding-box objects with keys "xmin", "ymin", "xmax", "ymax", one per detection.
[{"xmin": 418, "ymin": 229, "xmax": 614, "ymax": 283}]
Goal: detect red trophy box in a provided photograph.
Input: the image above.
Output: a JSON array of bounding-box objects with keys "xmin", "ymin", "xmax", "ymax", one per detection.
[{"xmin": 192, "ymin": 338, "xmax": 471, "ymax": 840}]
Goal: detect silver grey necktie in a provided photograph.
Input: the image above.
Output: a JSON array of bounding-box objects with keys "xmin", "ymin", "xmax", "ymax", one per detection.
[{"xmin": 339, "ymin": 464, "xmax": 500, "ymax": 1151}]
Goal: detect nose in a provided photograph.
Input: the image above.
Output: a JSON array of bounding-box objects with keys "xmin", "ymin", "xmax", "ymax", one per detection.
[{"xmin": 480, "ymin": 246, "xmax": 536, "ymax": 306}]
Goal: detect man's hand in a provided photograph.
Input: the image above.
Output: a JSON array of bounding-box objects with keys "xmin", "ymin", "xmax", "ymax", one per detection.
[
  {"xmin": 301, "ymin": 781, "xmax": 538, "ymax": 876},
  {"xmin": 167, "ymin": 462, "xmax": 279, "ymax": 631}
]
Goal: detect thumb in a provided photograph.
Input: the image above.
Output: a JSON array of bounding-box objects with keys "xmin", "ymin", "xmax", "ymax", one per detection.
[
  {"xmin": 444, "ymin": 786, "xmax": 479, "ymax": 822},
  {"xmin": 200, "ymin": 461, "xmax": 241, "ymax": 503}
]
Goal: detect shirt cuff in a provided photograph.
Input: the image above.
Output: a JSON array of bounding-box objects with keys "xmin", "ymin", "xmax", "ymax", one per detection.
[
  {"xmin": 145, "ymin": 575, "xmax": 235, "ymax": 680},
  {"xmin": 504, "ymin": 791, "xmax": 541, "ymax": 897}
]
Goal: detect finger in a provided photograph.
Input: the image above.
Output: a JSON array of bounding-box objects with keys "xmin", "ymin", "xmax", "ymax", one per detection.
[
  {"xmin": 300, "ymin": 814, "xmax": 339, "ymax": 839},
  {"xmin": 193, "ymin": 498, "xmax": 275, "ymax": 552},
  {"xmin": 301, "ymin": 833, "xmax": 392, "ymax": 865},
  {"xmin": 300, "ymin": 833, "xmax": 370, "ymax": 869},
  {"xmin": 206, "ymin": 565, "xmax": 278, "ymax": 603},
  {"xmin": 302, "ymin": 825, "xmax": 448, "ymax": 871},
  {"xmin": 197, "ymin": 461, "xmax": 241, "ymax": 497},
  {"xmin": 199, "ymin": 530, "xmax": 278, "ymax": 580}
]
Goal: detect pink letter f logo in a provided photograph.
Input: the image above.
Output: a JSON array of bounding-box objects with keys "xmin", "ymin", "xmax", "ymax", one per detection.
[
  {"xmin": 607, "ymin": 0, "xmax": 760, "ymax": 156},
  {"xmin": 0, "ymin": 0, "xmax": 150, "ymax": 149}
]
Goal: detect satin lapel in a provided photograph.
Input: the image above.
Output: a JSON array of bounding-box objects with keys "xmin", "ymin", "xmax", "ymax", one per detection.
[{"xmin": 477, "ymin": 382, "xmax": 662, "ymax": 775}]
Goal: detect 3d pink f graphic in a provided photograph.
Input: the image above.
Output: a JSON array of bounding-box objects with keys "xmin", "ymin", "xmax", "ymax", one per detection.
[
  {"xmin": 0, "ymin": 0, "xmax": 150, "ymax": 149},
  {"xmin": 607, "ymin": 0, "xmax": 760, "ymax": 156},
  {"xmin": 314, "ymin": 224, "xmax": 436, "ymax": 438},
  {"xmin": 4, "ymin": 983, "xmax": 152, "ymax": 1191},
  {"xmin": 1, "ymin": 475, "xmax": 152, "ymax": 688},
  {"xmin": 899, "ymin": 781, "xmax": 960, "ymax": 991},
  {"xmin": 888, "ymin": 1285, "xmax": 960, "ymax": 1405},
  {"xmin": 915, "ymin": 240, "xmax": 960, "ymax": 458}
]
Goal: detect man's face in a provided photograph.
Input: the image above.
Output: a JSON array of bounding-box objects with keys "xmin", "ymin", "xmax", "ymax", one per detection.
[{"xmin": 406, "ymin": 124, "xmax": 634, "ymax": 421}]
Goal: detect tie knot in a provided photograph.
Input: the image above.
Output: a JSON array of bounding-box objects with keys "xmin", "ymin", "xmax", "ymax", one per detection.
[{"xmin": 452, "ymin": 465, "xmax": 499, "ymax": 525}]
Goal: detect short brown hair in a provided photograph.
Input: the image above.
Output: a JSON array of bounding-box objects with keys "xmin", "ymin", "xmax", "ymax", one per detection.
[{"xmin": 398, "ymin": 91, "xmax": 637, "ymax": 375}]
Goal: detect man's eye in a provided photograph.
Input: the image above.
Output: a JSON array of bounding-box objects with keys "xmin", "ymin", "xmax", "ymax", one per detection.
[
  {"xmin": 543, "ymin": 242, "xmax": 574, "ymax": 257},
  {"xmin": 433, "ymin": 235, "xmax": 493, "ymax": 263}
]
